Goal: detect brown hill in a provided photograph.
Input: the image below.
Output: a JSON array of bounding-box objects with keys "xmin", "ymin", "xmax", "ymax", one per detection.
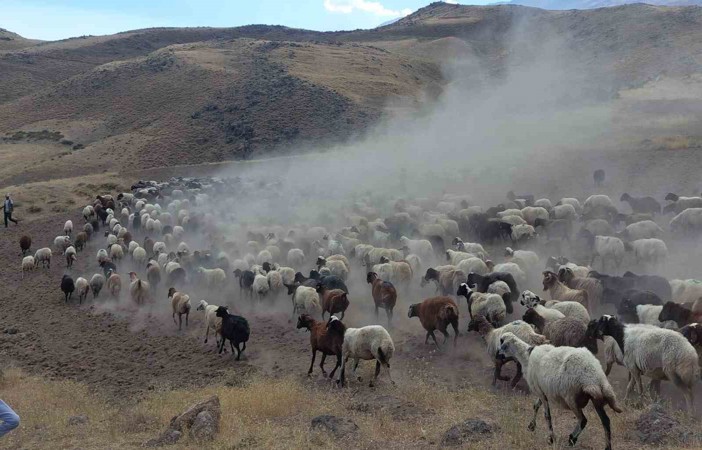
[{"xmin": 0, "ymin": 28, "xmax": 42, "ymax": 51}]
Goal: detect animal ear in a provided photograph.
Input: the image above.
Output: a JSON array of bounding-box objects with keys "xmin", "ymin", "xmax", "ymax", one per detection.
[{"xmin": 690, "ymin": 328, "xmax": 699, "ymax": 345}]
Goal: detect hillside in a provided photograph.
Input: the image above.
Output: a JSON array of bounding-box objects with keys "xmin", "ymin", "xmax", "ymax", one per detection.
[
  {"xmin": 0, "ymin": 28, "xmax": 41, "ymax": 51},
  {"xmin": 503, "ymin": 0, "xmax": 702, "ymax": 9}
]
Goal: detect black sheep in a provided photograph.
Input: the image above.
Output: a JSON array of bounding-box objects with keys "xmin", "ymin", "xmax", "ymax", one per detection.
[
  {"xmin": 61, "ymin": 275, "xmax": 75, "ymax": 303},
  {"xmin": 620, "ymin": 193, "xmax": 661, "ymax": 215},
  {"xmin": 234, "ymin": 269, "xmax": 255, "ymax": 298},
  {"xmin": 100, "ymin": 260, "xmax": 117, "ymax": 278},
  {"xmin": 215, "ymin": 306, "xmax": 250, "ymax": 360},
  {"xmin": 305, "ymin": 271, "xmax": 348, "ymax": 294},
  {"xmin": 623, "ymin": 272, "xmax": 671, "ymax": 302},
  {"xmin": 465, "ymin": 272, "xmax": 516, "ymax": 313}
]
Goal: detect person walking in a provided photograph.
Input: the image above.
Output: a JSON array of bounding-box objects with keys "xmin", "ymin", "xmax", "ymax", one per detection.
[
  {"xmin": 3, "ymin": 194, "xmax": 18, "ymax": 227},
  {"xmin": 0, "ymin": 399, "xmax": 20, "ymax": 437}
]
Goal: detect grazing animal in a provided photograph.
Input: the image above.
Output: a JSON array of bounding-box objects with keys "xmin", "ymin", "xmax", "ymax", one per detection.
[
  {"xmin": 367, "ymin": 272, "xmax": 397, "ymax": 325},
  {"xmin": 316, "ymin": 284, "xmax": 350, "ymax": 320},
  {"xmin": 19, "ymin": 235, "xmax": 31, "ymax": 256},
  {"xmin": 90, "ymin": 273, "xmax": 105, "ymax": 298},
  {"xmin": 297, "ymin": 314, "xmax": 343, "ymax": 377},
  {"xmin": 215, "ymin": 306, "xmax": 250, "ymax": 360},
  {"xmin": 168, "ymin": 287, "xmax": 191, "ymax": 330},
  {"xmin": 408, "ymin": 296, "xmax": 459, "ymax": 349},
  {"xmin": 61, "ymin": 274, "xmax": 75, "ymax": 303},
  {"xmin": 196, "ymin": 300, "xmax": 222, "ymax": 347}
]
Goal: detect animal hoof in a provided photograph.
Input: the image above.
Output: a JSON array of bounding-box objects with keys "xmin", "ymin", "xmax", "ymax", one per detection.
[
  {"xmin": 368, "ymin": 382, "xmax": 375, "ymax": 387},
  {"xmin": 357, "ymin": 376, "xmax": 363, "ymax": 382},
  {"xmin": 568, "ymin": 436, "xmax": 577, "ymax": 446},
  {"xmin": 527, "ymin": 422, "xmax": 535, "ymax": 432},
  {"xmin": 548, "ymin": 436, "xmax": 553, "ymax": 445}
]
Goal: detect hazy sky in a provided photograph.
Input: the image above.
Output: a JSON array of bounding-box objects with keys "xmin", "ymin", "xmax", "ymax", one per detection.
[{"xmin": 1, "ymin": 0, "xmax": 494, "ymax": 41}]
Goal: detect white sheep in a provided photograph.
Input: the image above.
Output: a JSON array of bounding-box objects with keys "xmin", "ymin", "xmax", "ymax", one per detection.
[
  {"xmin": 106, "ymin": 234, "xmax": 117, "ymax": 247},
  {"xmin": 558, "ymin": 197, "xmax": 582, "ymax": 214},
  {"xmin": 75, "ymin": 277, "xmax": 90, "ymax": 303},
  {"xmin": 65, "ymin": 246, "xmax": 77, "ymax": 268},
  {"xmin": 456, "ymin": 257, "xmax": 488, "ymax": 276},
  {"xmin": 158, "ymin": 252, "xmax": 169, "ymax": 268},
  {"xmin": 446, "ymin": 249, "xmax": 476, "ymax": 265},
  {"xmin": 542, "ymin": 300, "xmax": 590, "ymax": 325},
  {"xmin": 109, "ymin": 243, "xmax": 124, "ymax": 262},
  {"xmin": 266, "ymin": 270, "xmax": 284, "ymax": 295},
  {"xmin": 504, "ymin": 247, "xmax": 539, "ymax": 272},
  {"xmin": 291, "ymin": 285, "xmax": 321, "ymax": 319},
  {"xmin": 323, "ymin": 259, "xmax": 349, "ymax": 281},
  {"xmin": 534, "ymin": 198, "xmax": 553, "ymax": 210},
  {"xmin": 286, "ymin": 248, "xmax": 305, "ymax": 267},
  {"xmin": 90, "ymin": 273, "xmax": 105, "ymax": 298},
  {"xmin": 83, "ymin": 205, "xmax": 95, "ymax": 221},
  {"xmin": 497, "ymin": 209, "xmax": 524, "ymax": 219},
  {"xmin": 623, "ymin": 220, "xmax": 663, "ymax": 240},
  {"xmin": 64, "ymin": 220, "xmax": 73, "ymax": 236},
  {"xmin": 520, "ymin": 290, "xmax": 566, "ymax": 324},
  {"xmin": 521, "ymin": 206, "xmax": 549, "ymax": 225},
  {"xmin": 630, "ymin": 238, "xmax": 668, "ymax": 266},
  {"xmin": 670, "ymin": 279, "xmax": 702, "ymax": 305},
  {"xmin": 197, "ymin": 267, "xmax": 226, "ymax": 289},
  {"xmin": 635, "ymin": 304, "xmax": 677, "ymax": 329},
  {"xmin": 275, "ymin": 266, "xmax": 296, "ymax": 285},
  {"xmin": 492, "ymin": 262, "xmax": 527, "ymax": 287},
  {"xmin": 176, "ymin": 241, "xmax": 190, "ymax": 255},
  {"xmin": 584, "ymin": 194, "xmax": 615, "ymax": 210},
  {"xmin": 96, "ymin": 248, "xmax": 109, "ymax": 265},
  {"xmin": 128, "ymin": 240, "xmax": 139, "ymax": 254},
  {"xmin": 165, "ymin": 261, "xmax": 181, "ymax": 275},
  {"xmin": 153, "ymin": 241, "xmax": 167, "ymax": 254},
  {"xmin": 21, "ymin": 256, "xmax": 35, "ymax": 278},
  {"xmin": 53, "ymin": 235, "xmax": 71, "ymax": 255},
  {"xmin": 497, "ymin": 332, "xmax": 622, "ymax": 449},
  {"xmin": 132, "ymin": 247, "xmax": 147, "ymax": 265},
  {"xmin": 511, "ymin": 224, "xmax": 536, "ymax": 242},
  {"xmin": 670, "ymin": 208, "xmax": 702, "ymax": 236},
  {"xmin": 34, "ymin": 248, "xmax": 52, "ymax": 268},
  {"xmin": 399, "ymin": 236, "xmax": 433, "ymax": 260},
  {"xmin": 196, "ymin": 300, "xmax": 222, "ymax": 346},
  {"xmin": 332, "ymin": 317, "xmax": 395, "ymax": 387},
  {"xmin": 464, "ymin": 288, "xmax": 507, "ymax": 325},
  {"xmin": 550, "ymin": 204, "xmax": 577, "ymax": 221},
  {"xmin": 587, "ymin": 235, "xmax": 625, "ymax": 270},
  {"xmin": 256, "ymin": 249, "xmax": 272, "ymax": 265},
  {"xmin": 252, "ymin": 273, "xmax": 269, "ymax": 301},
  {"xmin": 487, "ymin": 280, "xmax": 511, "ymax": 298}
]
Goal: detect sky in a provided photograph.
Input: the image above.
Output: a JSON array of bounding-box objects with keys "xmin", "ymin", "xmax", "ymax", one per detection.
[{"xmin": 0, "ymin": 0, "xmax": 495, "ymax": 41}]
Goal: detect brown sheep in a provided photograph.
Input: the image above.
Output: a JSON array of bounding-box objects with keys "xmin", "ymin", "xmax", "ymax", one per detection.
[
  {"xmin": 296, "ymin": 314, "xmax": 344, "ymax": 378},
  {"xmin": 169, "ymin": 287, "xmax": 191, "ymax": 330},
  {"xmin": 74, "ymin": 232, "xmax": 88, "ymax": 252},
  {"xmin": 128, "ymin": 272, "xmax": 151, "ymax": 305},
  {"xmin": 315, "ymin": 284, "xmax": 350, "ymax": 320},
  {"xmin": 557, "ymin": 267, "xmax": 602, "ymax": 312},
  {"xmin": 146, "ymin": 262, "xmax": 161, "ymax": 289},
  {"xmin": 542, "ymin": 271, "xmax": 588, "ymax": 309},
  {"xmin": 122, "ymin": 231, "xmax": 133, "ymax": 246},
  {"xmin": 19, "ymin": 235, "xmax": 31, "ymax": 256},
  {"xmin": 106, "ymin": 270, "xmax": 121, "ymax": 298},
  {"xmin": 408, "ymin": 296, "xmax": 459, "ymax": 348},
  {"xmin": 367, "ymin": 272, "xmax": 397, "ymax": 325},
  {"xmin": 522, "ymin": 308, "xmax": 598, "ymax": 354}
]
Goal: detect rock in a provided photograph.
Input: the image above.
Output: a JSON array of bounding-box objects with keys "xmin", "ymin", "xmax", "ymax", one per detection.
[
  {"xmin": 4, "ymin": 327, "xmax": 18, "ymax": 335},
  {"xmin": 67, "ymin": 415, "xmax": 89, "ymax": 426},
  {"xmin": 636, "ymin": 403, "xmax": 698, "ymax": 445},
  {"xmin": 190, "ymin": 411, "xmax": 218, "ymax": 442},
  {"xmin": 440, "ymin": 419, "xmax": 496, "ymax": 447},
  {"xmin": 349, "ymin": 395, "xmax": 432, "ymax": 420},
  {"xmin": 143, "ymin": 429, "xmax": 182, "ymax": 447},
  {"xmin": 310, "ymin": 415, "xmax": 359, "ymax": 439},
  {"xmin": 169, "ymin": 395, "xmax": 220, "ymax": 434}
]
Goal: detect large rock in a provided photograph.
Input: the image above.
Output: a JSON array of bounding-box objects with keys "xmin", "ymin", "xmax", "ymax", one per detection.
[
  {"xmin": 636, "ymin": 403, "xmax": 699, "ymax": 446},
  {"xmin": 441, "ymin": 419, "xmax": 496, "ymax": 447},
  {"xmin": 310, "ymin": 415, "xmax": 359, "ymax": 439},
  {"xmin": 169, "ymin": 395, "xmax": 221, "ymax": 435},
  {"xmin": 144, "ymin": 396, "xmax": 220, "ymax": 447},
  {"xmin": 190, "ymin": 410, "xmax": 218, "ymax": 441},
  {"xmin": 143, "ymin": 429, "xmax": 182, "ymax": 447}
]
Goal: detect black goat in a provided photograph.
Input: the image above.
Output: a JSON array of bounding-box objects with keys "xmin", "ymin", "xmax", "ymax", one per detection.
[
  {"xmin": 215, "ymin": 306, "xmax": 250, "ymax": 360},
  {"xmin": 61, "ymin": 274, "xmax": 75, "ymax": 303}
]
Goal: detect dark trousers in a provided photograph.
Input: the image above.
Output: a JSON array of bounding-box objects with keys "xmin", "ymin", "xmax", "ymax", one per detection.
[{"xmin": 4, "ymin": 212, "xmax": 17, "ymax": 227}]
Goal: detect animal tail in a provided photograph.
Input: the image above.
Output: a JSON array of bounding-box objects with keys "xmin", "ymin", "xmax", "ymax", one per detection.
[
  {"xmin": 377, "ymin": 346, "xmax": 387, "ymax": 366},
  {"xmin": 584, "ymin": 384, "xmax": 622, "ymax": 413},
  {"xmin": 439, "ymin": 303, "xmax": 459, "ymax": 322}
]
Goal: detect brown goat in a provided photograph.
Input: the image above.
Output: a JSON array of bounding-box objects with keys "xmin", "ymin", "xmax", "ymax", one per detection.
[
  {"xmin": 408, "ymin": 296, "xmax": 459, "ymax": 348},
  {"xmin": 557, "ymin": 267, "xmax": 602, "ymax": 312},
  {"xmin": 658, "ymin": 301, "xmax": 702, "ymax": 328},
  {"xmin": 106, "ymin": 271, "xmax": 121, "ymax": 298},
  {"xmin": 74, "ymin": 232, "xmax": 88, "ymax": 252},
  {"xmin": 19, "ymin": 235, "xmax": 31, "ymax": 256},
  {"xmin": 316, "ymin": 284, "xmax": 350, "ymax": 320},
  {"xmin": 367, "ymin": 272, "xmax": 397, "ymax": 325},
  {"xmin": 296, "ymin": 314, "xmax": 343, "ymax": 378}
]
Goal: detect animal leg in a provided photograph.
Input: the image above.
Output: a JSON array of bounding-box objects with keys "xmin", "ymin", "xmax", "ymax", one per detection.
[
  {"xmin": 510, "ymin": 361, "xmax": 523, "ymax": 388},
  {"xmin": 338, "ymin": 355, "xmax": 349, "ymax": 387},
  {"xmin": 319, "ymin": 353, "xmax": 327, "ymax": 377},
  {"xmin": 429, "ymin": 331, "xmax": 440, "ymax": 350},
  {"xmin": 308, "ymin": 350, "xmax": 317, "ymax": 375},
  {"xmin": 451, "ymin": 321, "xmax": 459, "ymax": 346},
  {"xmin": 371, "ymin": 360, "xmax": 381, "ymax": 387},
  {"xmin": 594, "ymin": 402, "xmax": 613, "ymax": 450},
  {"xmin": 352, "ymin": 358, "xmax": 361, "ymax": 381},
  {"xmin": 543, "ymin": 399, "xmax": 555, "ymax": 445},
  {"xmin": 204, "ymin": 325, "xmax": 210, "ymax": 343},
  {"xmin": 568, "ymin": 406, "xmax": 587, "ymax": 446},
  {"xmin": 329, "ymin": 353, "xmax": 341, "ymax": 379},
  {"xmin": 178, "ymin": 314, "xmax": 182, "ymax": 331},
  {"xmin": 440, "ymin": 329, "xmax": 449, "ymax": 345},
  {"xmin": 235, "ymin": 343, "xmax": 242, "ymax": 360},
  {"xmin": 424, "ymin": 331, "xmax": 430, "ymax": 345},
  {"xmin": 528, "ymin": 398, "xmax": 541, "ymax": 432}
]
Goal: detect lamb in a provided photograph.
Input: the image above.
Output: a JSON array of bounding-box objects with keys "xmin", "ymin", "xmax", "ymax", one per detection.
[
  {"xmin": 106, "ymin": 270, "xmax": 121, "ymax": 298},
  {"xmin": 64, "ymin": 220, "xmax": 73, "ymax": 236},
  {"xmin": 466, "ymin": 271, "xmax": 518, "ymax": 308},
  {"xmin": 90, "ymin": 273, "xmax": 105, "ymax": 298},
  {"xmin": 296, "ymin": 314, "xmax": 343, "ymax": 377},
  {"xmin": 620, "ymin": 220, "xmax": 663, "ymax": 240},
  {"xmin": 504, "ymin": 247, "xmax": 539, "ymax": 271},
  {"xmin": 316, "ymin": 284, "xmax": 350, "ymax": 319},
  {"xmin": 290, "ymin": 285, "xmax": 322, "ymax": 320},
  {"xmin": 54, "ymin": 235, "xmax": 71, "ymax": 254},
  {"xmin": 367, "ymin": 272, "xmax": 397, "ymax": 325},
  {"xmin": 215, "ymin": 306, "xmax": 250, "ymax": 360},
  {"xmin": 557, "ymin": 267, "xmax": 602, "ymax": 313},
  {"xmin": 196, "ymin": 300, "xmax": 222, "ymax": 346},
  {"xmin": 628, "ymin": 238, "xmax": 668, "ymax": 266},
  {"xmin": 129, "ymin": 272, "xmax": 150, "ymax": 305},
  {"xmin": 522, "ymin": 310, "xmax": 597, "ymax": 353},
  {"xmin": 287, "ymin": 248, "xmax": 305, "ymax": 266},
  {"xmin": 408, "ymin": 296, "xmax": 459, "ymax": 348},
  {"xmin": 496, "ymin": 332, "xmax": 621, "ymax": 450},
  {"xmin": 542, "ymin": 271, "xmax": 589, "ymax": 309},
  {"xmin": 34, "ymin": 247, "xmax": 52, "ymax": 268},
  {"xmin": 19, "ymin": 235, "xmax": 31, "ymax": 256},
  {"xmin": 109, "ymin": 243, "xmax": 124, "ymax": 262},
  {"xmin": 61, "ymin": 274, "xmax": 75, "ymax": 303},
  {"xmin": 579, "ymin": 231, "xmax": 625, "ymax": 271},
  {"xmin": 658, "ymin": 301, "xmax": 702, "ymax": 328},
  {"xmin": 620, "ymin": 193, "xmax": 661, "ymax": 215},
  {"xmin": 457, "ymin": 284, "xmax": 507, "ymax": 325},
  {"xmin": 65, "ymin": 246, "xmax": 77, "ymax": 268},
  {"xmin": 168, "ymin": 287, "xmax": 191, "ymax": 330},
  {"xmin": 467, "ymin": 315, "xmax": 548, "ymax": 387},
  {"xmin": 75, "ymin": 277, "xmax": 90, "ymax": 304},
  {"xmin": 591, "ymin": 315, "xmax": 700, "ymax": 414},
  {"xmin": 21, "ymin": 255, "xmax": 34, "ymax": 278},
  {"xmin": 196, "ymin": 267, "xmax": 226, "ymax": 289},
  {"xmin": 519, "ymin": 290, "xmax": 566, "ymax": 324},
  {"xmin": 327, "ymin": 317, "xmax": 395, "ymax": 387}
]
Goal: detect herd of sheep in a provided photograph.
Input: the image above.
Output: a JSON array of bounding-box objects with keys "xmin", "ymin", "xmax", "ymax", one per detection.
[{"xmin": 14, "ymin": 174, "xmax": 702, "ymax": 450}]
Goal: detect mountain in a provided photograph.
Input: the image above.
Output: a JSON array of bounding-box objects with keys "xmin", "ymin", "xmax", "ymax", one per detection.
[
  {"xmin": 0, "ymin": 28, "xmax": 42, "ymax": 51},
  {"xmin": 499, "ymin": 0, "xmax": 702, "ymax": 8}
]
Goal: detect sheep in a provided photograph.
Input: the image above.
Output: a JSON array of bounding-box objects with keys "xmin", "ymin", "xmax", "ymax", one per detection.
[
  {"xmin": 19, "ymin": 235, "xmax": 31, "ymax": 256},
  {"xmin": 256, "ymin": 249, "xmax": 272, "ymax": 265},
  {"xmin": 511, "ymin": 224, "xmax": 536, "ymax": 243},
  {"xmin": 670, "ymin": 279, "xmax": 702, "ymax": 306},
  {"xmin": 196, "ymin": 300, "xmax": 222, "ymax": 346},
  {"xmin": 75, "ymin": 277, "xmax": 90, "ymax": 305},
  {"xmin": 266, "ymin": 270, "xmax": 284, "ymax": 296},
  {"xmin": 557, "ymin": 197, "xmax": 582, "ymax": 214},
  {"xmin": 620, "ymin": 193, "xmax": 661, "ymax": 215},
  {"xmin": 557, "ymin": 267, "xmax": 602, "ymax": 313},
  {"xmin": 542, "ymin": 271, "xmax": 589, "ymax": 309},
  {"xmin": 196, "ymin": 267, "xmax": 226, "ymax": 289},
  {"xmin": 168, "ymin": 287, "xmax": 191, "ymax": 330},
  {"xmin": 109, "ymin": 243, "xmax": 124, "ymax": 262},
  {"xmin": 327, "ymin": 317, "xmax": 395, "ymax": 387},
  {"xmin": 628, "ymin": 238, "xmax": 668, "ymax": 266},
  {"xmin": 153, "ymin": 241, "xmax": 167, "ymax": 254},
  {"xmin": 252, "ymin": 274, "xmax": 269, "ymax": 301},
  {"xmin": 658, "ymin": 301, "xmax": 702, "ymax": 328},
  {"xmin": 215, "ymin": 306, "xmax": 250, "ymax": 360},
  {"xmin": 316, "ymin": 284, "xmax": 350, "ymax": 320},
  {"xmin": 297, "ymin": 314, "xmax": 343, "ymax": 377},
  {"xmin": 374, "ymin": 258, "xmax": 412, "ymax": 286},
  {"xmin": 534, "ymin": 198, "xmax": 553, "ymax": 210},
  {"xmin": 63, "ymin": 220, "xmax": 73, "ymax": 236},
  {"xmin": 519, "ymin": 290, "xmax": 566, "ymax": 324},
  {"xmin": 451, "ymin": 239, "xmax": 487, "ymax": 258},
  {"xmin": 403, "ymin": 253, "xmax": 422, "ymax": 276},
  {"xmin": 34, "ymin": 247, "xmax": 52, "ymax": 269},
  {"xmin": 106, "ymin": 270, "xmax": 121, "ymax": 298},
  {"xmin": 614, "ymin": 301, "xmax": 676, "ymax": 329},
  {"xmin": 457, "ymin": 284, "xmax": 507, "ymax": 325},
  {"xmin": 94, "ymin": 248, "xmax": 108, "ymax": 265},
  {"xmin": 620, "ymin": 220, "xmax": 663, "ymax": 240},
  {"xmin": 129, "ymin": 272, "xmax": 150, "ymax": 305},
  {"xmin": 234, "ymin": 269, "xmax": 255, "ymax": 299},
  {"xmin": 496, "ymin": 332, "xmax": 621, "ymax": 450},
  {"xmin": 550, "ymin": 204, "xmax": 577, "ymax": 221},
  {"xmin": 291, "ymin": 285, "xmax": 322, "ymax": 320},
  {"xmin": 467, "ymin": 271, "xmax": 518, "ymax": 308},
  {"xmin": 65, "ymin": 246, "xmax": 77, "ymax": 268},
  {"xmin": 456, "ymin": 257, "xmax": 488, "ymax": 276},
  {"xmin": 367, "ymin": 272, "xmax": 397, "ymax": 325},
  {"xmin": 61, "ymin": 274, "xmax": 75, "ymax": 303},
  {"xmin": 582, "ymin": 219, "xmax": 614, "ymax": 237},
  {"xmin": 467, "ymin": 315, "xmax": 548, "ymax": 387},
  {"xmin": 578, "ymin": 231, "xmax": 625, "ymax": 271},
  {"xmin": 132, "ymin": 246, "xmax": 147, "ymax": 266},
  {"xmin": 316, "ymin": 258, "xmax": 349, "ymax": 281},
  {"xmin": 591, "ymin": 315, "xmax": 699, "ymax": 414},
  {"xmin": 21, "ymin": 255, "xmax": 35, "ymax": 278},
  {"xmin": 408, "ymin": 296, "xmax": 459, "ymax": 348},
  {"xmin": 504, "ymin": 247, "xmax": 539, "ymax": 271},
  {"xmin": 54, "ymin": 235, "xmax": 71, "ymax": 254},
  {"xmin": 539, "ymin": 298, "xmax": 590, "ymax": 325},
  {"xmin": 106, "ymin": 234, "xmax": 118, "ymax": 248},
  {"xmin": 522, "ymin": 309, "xmax": 597, "ymax": 352},
  {"xmin": 665, "ymin": 193, "xmax": 702, "ymax": 214},
  {"xmin": 521, "ymin": 206, "xmax": 549, "ymax": 226},
  {"xmin": 287, "ymin": 248, "xmax": 305, "ymax": 266},
  {"xmin": 669, "ymin": 208, "xmax": 702, "ymax": 236},
  {"xmin": 399, "ymin": 236, "xmax": 433, "ymax": 260},
  {"xmin": 145, "ymin": 261, "xmax": 161, "ymax": 289},
  {"xmin": 491, "ymin": 262, "xmax": 527, "ymax": 287},
  {"xmin": 584, "ymin": 194, "xmax": 614, "ymax": 210},
  {"xmin": 90, "ymin": 273, "xmax": 105, "ymax": 298},
  {"xmin": 73, "ymin": 232, "xmax": 88, "ymax": 252},
  {"xmin": 83, "ymin": 205, "xmax": 95, "ymax": 222}
]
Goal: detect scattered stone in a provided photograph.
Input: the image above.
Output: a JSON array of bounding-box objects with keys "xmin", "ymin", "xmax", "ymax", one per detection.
[
  {"xmin": 310, "ymin": 415, "xmax": 359, "ymax": 439},
  {"xmin": 67, "ymin": 415, "xmax": 89, "ymax": 426},
  {"xmin": 441, "ymin": 419, "xmax": 496, "ymax": 447},
  {"xmin": 169, "ymin": 395, "xmax": 220, "ymax": 435},
  {"xmin": 4, "ymin": 328, "xmax": 18, "ymax": 335},
  {"xmin": 636, "ymin": 403, "xmax": 700, "ymax": 446},
  {"xmin": 143, "ymin": 429, "xmax": 182, "ymax": 447},
  {"xmin": 190, "ymin": 410, "xmax": 218, "ymax": 442},
  {"xmin": 349, "ymin": 395, "xmax": 431, "ymax": 420}
]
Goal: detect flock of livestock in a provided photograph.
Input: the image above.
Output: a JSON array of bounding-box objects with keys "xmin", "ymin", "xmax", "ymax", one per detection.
[{"xmin": 14, "ymin": 173, "xmax": 702, "ymax": 450}]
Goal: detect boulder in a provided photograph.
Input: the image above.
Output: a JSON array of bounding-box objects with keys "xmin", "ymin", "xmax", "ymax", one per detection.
[{"xmin": 310, "ymin": 415, "xmax": 359, "ymax": 439}]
